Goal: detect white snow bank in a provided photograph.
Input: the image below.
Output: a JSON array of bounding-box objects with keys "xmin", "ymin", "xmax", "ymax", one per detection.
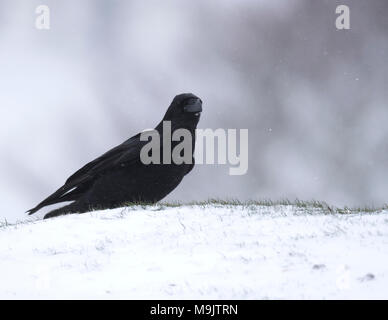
[{"xmin": 0, "ymin": 205, "xmax": 387, "ymax": 299}]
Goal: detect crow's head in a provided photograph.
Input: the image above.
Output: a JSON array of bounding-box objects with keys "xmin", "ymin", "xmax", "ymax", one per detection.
[{"xmin": 162, "ymin": 93, "xmax": 202, "ymax": 129}]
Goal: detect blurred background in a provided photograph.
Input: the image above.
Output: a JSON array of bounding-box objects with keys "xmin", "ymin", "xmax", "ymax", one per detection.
[{"xmin": 1, "ymin": 0, "xmax": 387, "ymax": 222}]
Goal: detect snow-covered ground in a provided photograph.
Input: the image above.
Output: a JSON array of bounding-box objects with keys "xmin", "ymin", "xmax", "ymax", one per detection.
[{"xmin": 1, "ymin": 204, "xmax": 387, "ymax": 299}]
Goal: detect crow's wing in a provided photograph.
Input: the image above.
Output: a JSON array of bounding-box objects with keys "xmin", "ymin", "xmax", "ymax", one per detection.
[
  {"xmin": 65, "ymin": 133, "xmax": 143, "ymax": 185},
  {"xmin": 27, "ymin": 133, "xmax": 143, "ymax": 215}
]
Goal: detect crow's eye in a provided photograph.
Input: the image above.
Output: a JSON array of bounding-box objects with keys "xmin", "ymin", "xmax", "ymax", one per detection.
[{"xmin": 185, "ymin": 98, "xmax": 198, "ymax": 105}]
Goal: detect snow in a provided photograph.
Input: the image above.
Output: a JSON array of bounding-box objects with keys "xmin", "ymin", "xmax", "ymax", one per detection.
[{"xmin": 0, "ymin": 205, "xmax": 388, "ymax": 299}]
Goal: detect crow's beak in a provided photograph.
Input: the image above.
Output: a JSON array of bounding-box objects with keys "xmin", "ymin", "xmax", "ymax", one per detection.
[{"xmin": 184, "ymin": 98, "xmax": 202, "ymax": 113}]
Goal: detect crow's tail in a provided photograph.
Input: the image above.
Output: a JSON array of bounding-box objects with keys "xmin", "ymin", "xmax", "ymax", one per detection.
[{"xmin": 43, "ymin": 202, "xmax": 89, "ymax": 219}]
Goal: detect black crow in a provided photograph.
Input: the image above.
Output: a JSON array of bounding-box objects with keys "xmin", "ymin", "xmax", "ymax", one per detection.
[{"xmin": 27, "ymin": 93, "xmax": 202, "ymax": 219}]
